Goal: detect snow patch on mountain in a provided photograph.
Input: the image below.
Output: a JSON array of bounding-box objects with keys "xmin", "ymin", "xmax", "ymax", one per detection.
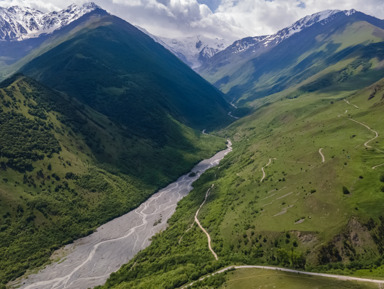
[
  {"xmin": 0, "ymin": 2, "xmax": 100, "ymax": 41},
  {"xmin": 146, "ymin": 32, "xmax": 231, "ymax": 69},
  {"xmin": 159, "ymin": 35, "xmax": 231, "ymax": 68}
]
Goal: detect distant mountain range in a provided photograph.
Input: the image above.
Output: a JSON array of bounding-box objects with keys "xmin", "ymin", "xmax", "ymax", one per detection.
[{"xmin": 198, "ymin": 9, "xmax": 384, "ymax": 105}]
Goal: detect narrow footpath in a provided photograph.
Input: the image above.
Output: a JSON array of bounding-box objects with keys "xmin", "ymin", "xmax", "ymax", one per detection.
[
  {"xmin": 319, "ymin": 148, "xmax": 325, "ymax": 163},
  {"xmin": 260, "ymin": 158, "xmax": 275, "ymax": 182},
  {"xmin": 194, "ymin": 184, "xmax": 218, "ymax": 260},
  {"xmin": 349, "ymin": 118, "xmax": 380, "ymax": 150}
]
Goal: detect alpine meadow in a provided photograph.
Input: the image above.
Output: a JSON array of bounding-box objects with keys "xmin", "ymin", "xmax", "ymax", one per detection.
[{"xmin": 0, "ymin": 2, "xmax": 384, "ymax": 289}]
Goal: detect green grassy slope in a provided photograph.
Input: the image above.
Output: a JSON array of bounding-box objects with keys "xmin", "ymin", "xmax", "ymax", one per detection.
[
  {"xmin": 98, "ymin": 77, "xmax": 384, "ymax": 288},
  {"xmin": 0, "ymin": 75, "xmax": 225, "ymax": 285}
]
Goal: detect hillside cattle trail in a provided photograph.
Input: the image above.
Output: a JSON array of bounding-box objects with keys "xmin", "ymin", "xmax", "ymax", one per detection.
[
  {"xmin": 342, "ymin": 100, "xmax": 383, "ymax": 166},
  {"xmin": 228, "ymin": 111, "xmax": 239, "ymax": 120},
  {"xmin": 180, "ymin": 265, "xmax": 384, "ymax": 288},
  {"xmin": 372, "ymin": 163, "xmax": 384, "ymax": 170},
  {"xmin": 344, "ymin": 99, "xmax": 359, "ymax": 109},
  {"xmin": 319, "ymin": 148, "xmax": 325, "ymax": 163},
  {"xmin": 260, "ymin": 158, "xmax": 275, "ymax": 182},
  {"xmin": 194, "ymin": 184, "xmax": 218, "ymax": 260},
  {"xmin": 349, "ymin": 118, "xmax": 382, "ymax": 152}
]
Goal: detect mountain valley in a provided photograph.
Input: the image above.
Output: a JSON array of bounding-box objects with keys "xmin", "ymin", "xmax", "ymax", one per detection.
[
  {"xmin": 0, "ymin": 3, "xmax": 230, "ymax": 286},
  {"xmin": 1, "ymin": 3, "xmax": 384, "ymax": 289}
]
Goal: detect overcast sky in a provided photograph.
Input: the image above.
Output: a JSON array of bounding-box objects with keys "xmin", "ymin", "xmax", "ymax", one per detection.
[{"xmin": 1, "ymin": 0, "xmax": 384, "ymax": 41}]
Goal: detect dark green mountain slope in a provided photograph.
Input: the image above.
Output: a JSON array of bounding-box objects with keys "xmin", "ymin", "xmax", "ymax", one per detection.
[
  {"xmin": 199, "ymin": 11, "xmax": 384, "ymax": 106},
  {"xmin": 0, "ymin": 8, "xmax": 107, "ymax": 80},
  {"xmin": 98, "ymin": 76, "xmax": 384, "ymax": 288},
  {"xmin": 19, "ymin": 9, "xmax": 231, "ymax": 135},
  {"xmin": 0, "ymin": 75, "xmax": 225, "ymax": 285}
]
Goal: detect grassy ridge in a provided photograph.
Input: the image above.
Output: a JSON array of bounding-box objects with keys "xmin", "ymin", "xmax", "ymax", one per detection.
[
  {"xmin": 0, "ymin": 75, "xmax": 225, "ymax": 285},
  {"xmin": 98, "ymin": 78, "xmax": 384, "ymax": 288}
]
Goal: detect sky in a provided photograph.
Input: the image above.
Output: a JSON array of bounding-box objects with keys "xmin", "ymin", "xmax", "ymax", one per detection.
[{"xmin": 1, "ymin": 0, "xmax": 384, "ymax": 41}]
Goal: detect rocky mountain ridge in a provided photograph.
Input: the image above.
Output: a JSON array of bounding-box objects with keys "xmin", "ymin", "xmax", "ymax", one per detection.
[{"xmin": 0, "ymin": 2, "xmax": 100, "ymax": 41}]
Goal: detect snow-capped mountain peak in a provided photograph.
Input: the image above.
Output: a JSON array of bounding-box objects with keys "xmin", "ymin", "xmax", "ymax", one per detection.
[
  {"xmin": 0, "ymin": 2, "xmax": 101, "ymax": 41},
  {"xmin": 229, "ymin": 9, "xmax": 357, "ymax": 55},
  {"xmin": 282, "ymin": 9, "xmax": 356, "ymax": 39}
]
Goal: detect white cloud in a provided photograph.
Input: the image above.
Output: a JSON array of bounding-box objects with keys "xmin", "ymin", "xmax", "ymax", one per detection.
[
  {"xmin": 0, "ymin": 0, "xmax": 384, "ymax": 41},
  {"xmin": 215, "ymin": 0, "xmax": 384, "ymax": 37}
]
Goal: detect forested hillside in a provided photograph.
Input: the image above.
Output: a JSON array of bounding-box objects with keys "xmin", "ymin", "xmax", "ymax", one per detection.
[{"xmin": 0, "ymin": 75, "xmax": 225, "ymax": 285}]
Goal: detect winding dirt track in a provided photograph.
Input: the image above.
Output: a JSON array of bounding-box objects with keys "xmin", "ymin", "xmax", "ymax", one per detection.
[
  {"xmin": 181, "ymin": 265, "xmax": 384, "ymax": 288},
  {"xmin": 260, "ymin": 158, "xmax": 275, "ymax": 182},
  {"xmin": 349, "ymin": 118, "xmax": 380, "ymax": 149},
  {"xmin": 15, "ymin": 141, "xmax": 233, "ymax": 289},
  {"xmin": 228, "ymin": 111, "xmax": 239, "ymax": 120},
  {"xmin": 372, "ymin": 163, "xmax": 384, "ymax": 170},
  {"xmin": 319, "ymin": 148, "xmax": 325, "ymax": 163},
  {"xmin": 194, "ymin": 185, "xmax": 218, "ymax": 260},
  {"xmin": 344, "ymin": 99, "xmax": 359, "ymax": 109}
]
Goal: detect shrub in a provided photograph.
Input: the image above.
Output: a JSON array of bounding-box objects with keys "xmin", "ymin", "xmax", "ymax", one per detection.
[
  {"xmin": 342, "ymin": 186, "xmax": 350, "ymax": 195},
  {"xmin": 65, "ymin": 172, "xmax": 77, "ymax": 179}
]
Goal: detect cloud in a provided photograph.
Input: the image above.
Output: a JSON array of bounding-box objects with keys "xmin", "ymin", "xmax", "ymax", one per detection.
[
  {"xmin": 100, "ymin": 0, "xmax": 246, "ymax": 40},
  {"xmin": 0, "ymin": 0, "xmax": 65, "ymax": 10},
  {"xmin": 1, "ymin": 0, "xmax": 384, "ymax": 41},
  {"xmin": 215, "ymin": 0, "xmax": 384, "ymax": 37}
]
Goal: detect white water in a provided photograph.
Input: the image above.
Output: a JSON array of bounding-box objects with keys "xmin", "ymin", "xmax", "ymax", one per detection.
[{"xmin": 15, "ymin": 141, "xmax": 232, "ymax": 289}]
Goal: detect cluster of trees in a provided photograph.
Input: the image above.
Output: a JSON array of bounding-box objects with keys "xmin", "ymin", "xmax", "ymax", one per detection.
[
  {"xmin": 0, "ymin": 111, "xmax": 60, "ymax": 172},
  {"xmin": 368, "ymin": 216, "xmax": 384, "ymax": 254},
  {"xmin": 0, "ymin": 165, "xmax": 151, "ymax": 283}
]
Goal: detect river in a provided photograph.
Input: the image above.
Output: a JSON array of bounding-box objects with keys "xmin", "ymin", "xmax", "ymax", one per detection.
[{"xmin": 14, "ymin": 140, "xmax": 232, "ymax": 289}]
